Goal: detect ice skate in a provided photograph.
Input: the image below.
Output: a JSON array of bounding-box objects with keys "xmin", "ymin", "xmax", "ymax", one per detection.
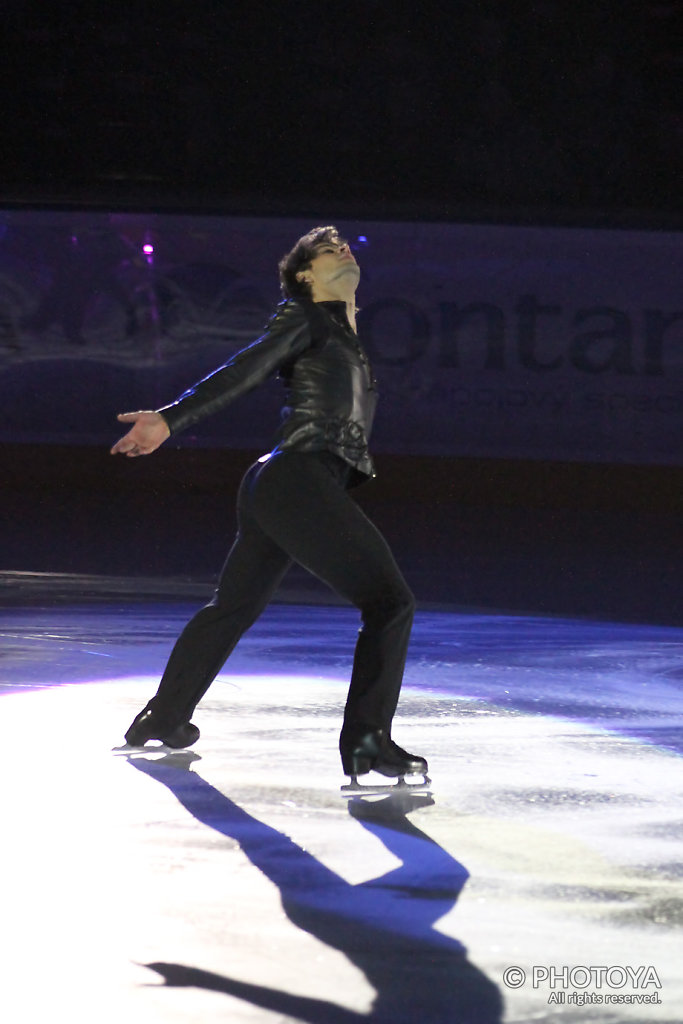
[
  {"xmin": 340, "ymin": 730, "xmax": 429, "ymax": 794},
  {"xmin": 124, "ymin": 707, "xmax": 200, "ymax": 749}
]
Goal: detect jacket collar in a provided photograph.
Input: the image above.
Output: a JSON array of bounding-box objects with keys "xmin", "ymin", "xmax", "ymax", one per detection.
[{"xmin": 315, "ymin": 300, "xmax": 353, "ymax": 330}]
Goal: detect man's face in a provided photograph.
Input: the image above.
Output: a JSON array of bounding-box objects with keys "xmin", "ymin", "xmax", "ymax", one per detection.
[{"xmin": 300, "ymin": 236, "xmax": 360, "ymax": 297}]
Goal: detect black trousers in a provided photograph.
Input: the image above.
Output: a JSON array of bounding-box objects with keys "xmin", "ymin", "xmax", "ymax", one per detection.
[{"xmin": 147, "ymin": 450, "xmax": 415, "ymax": 739}]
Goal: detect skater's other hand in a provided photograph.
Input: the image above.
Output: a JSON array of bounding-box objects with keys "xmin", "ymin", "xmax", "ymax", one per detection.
[{"xmin": 110, "ymin": 411, "xmax": 170, "ymax": 457}]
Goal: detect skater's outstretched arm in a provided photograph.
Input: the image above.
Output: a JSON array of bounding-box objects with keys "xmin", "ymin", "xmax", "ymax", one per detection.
[
  {"xmin": 155, "ymin": 300, "xmax": 312, "ymax": 435},
  {"xmin": 110, "ymin": 300, "xmax": 314, "ymax": 457},
  {"xmin": 110, "ymin": 410, "xmax": 170, "ymax": 457}
]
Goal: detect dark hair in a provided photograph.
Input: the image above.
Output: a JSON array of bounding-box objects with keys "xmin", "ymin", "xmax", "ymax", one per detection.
[{"xmin": 278, "ymin": 225, "xmax": 345, "ymax": 300}]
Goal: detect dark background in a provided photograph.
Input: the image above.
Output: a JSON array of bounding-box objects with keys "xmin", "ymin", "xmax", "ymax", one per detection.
[
  {"xmin": 1, "ymin": 1, "xmax": 680, "ymax": 224},
  {"xmin": 1, "ymin": 1, "xmax": 681, "ymax": 624}
]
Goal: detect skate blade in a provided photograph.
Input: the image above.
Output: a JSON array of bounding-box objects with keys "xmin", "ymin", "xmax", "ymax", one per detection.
[{"xmin": 341, "ymin": 775, "xmax": 431, "ymax": 796}]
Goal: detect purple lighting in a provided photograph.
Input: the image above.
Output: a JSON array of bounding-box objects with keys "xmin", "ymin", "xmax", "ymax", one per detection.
[{"xmin": 142, "ymin": 243, "xmax": 154, "ymax": 254}]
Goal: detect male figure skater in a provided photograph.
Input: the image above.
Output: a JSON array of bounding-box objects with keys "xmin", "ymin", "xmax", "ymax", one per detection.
[{"xmin": 111, "ymin": 226, "xmax": 428, "ymax": 784}]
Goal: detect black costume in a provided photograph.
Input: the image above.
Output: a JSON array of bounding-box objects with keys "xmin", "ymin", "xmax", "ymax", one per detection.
[{"xmin": 125, "ymin": 298, "xmax": 427, "ymax": 779}]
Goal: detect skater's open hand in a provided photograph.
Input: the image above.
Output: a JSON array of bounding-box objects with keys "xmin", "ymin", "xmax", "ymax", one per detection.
[{"xmin": 110, "ymin": 411, "xmax": 170, "ymax": 457}]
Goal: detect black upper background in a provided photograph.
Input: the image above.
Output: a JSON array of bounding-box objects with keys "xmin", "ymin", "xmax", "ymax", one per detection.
[{"xmin": 1, "ymin": 1, "xmax": 680, "ymax": 225}]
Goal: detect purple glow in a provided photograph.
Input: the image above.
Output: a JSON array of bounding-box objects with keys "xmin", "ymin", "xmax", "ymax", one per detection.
[{"xmin": 142, "ymin": 243, "xmax": 154, "ymax": 254}]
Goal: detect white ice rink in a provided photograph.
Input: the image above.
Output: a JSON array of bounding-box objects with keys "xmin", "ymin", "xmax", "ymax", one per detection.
[{"xmin": 1, "ymin": 598, "xmax": 681, "ymax": 1023}]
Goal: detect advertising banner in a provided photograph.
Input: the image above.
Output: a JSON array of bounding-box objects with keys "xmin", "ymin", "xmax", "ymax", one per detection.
[{"xmin": 0, "ymin": 210, "xmax": 680, "ymax": 464}]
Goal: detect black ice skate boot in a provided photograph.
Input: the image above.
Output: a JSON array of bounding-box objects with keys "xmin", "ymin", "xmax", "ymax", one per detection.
[
  {"xmin": 124, "ymin": 706, "xmax": 200, "ymax": 749},
  {"xmin": 340, "ymin": 728, "xmax": 428, "ymax": 781}
]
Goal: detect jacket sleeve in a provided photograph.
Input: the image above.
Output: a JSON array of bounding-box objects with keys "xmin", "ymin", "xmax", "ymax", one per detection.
[{"xmin": 157, "ymin": 300, "xmax": 312, "ymax": 435}]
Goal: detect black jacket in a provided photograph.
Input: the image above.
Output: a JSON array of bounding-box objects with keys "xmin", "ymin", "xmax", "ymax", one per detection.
[{"xmin": 158, "ymin": 299, "xmax": 378, "ymax": 479}]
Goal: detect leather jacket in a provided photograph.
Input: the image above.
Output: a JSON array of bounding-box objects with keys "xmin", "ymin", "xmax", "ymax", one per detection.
[{"xmin": 158, "ymin": 298, "xmax": 378, "ymax": 479}]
